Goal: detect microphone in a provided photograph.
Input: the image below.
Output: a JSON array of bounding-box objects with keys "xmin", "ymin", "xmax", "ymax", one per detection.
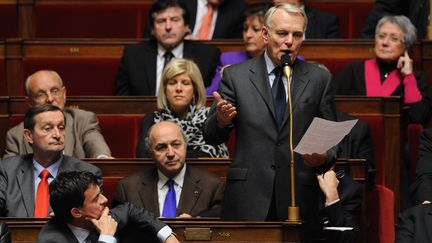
[
  {"xmin": 282, "ymin": 52, "xmax": 300, "ymax": 222},
  {"xmin": 280, "ymin": 53, "xmax": 292, "ymax": 80}
]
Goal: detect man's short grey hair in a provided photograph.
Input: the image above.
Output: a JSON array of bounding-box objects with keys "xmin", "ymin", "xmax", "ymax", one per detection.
[
  {"xmin": 144, "ymin": 121, "xmax": 188, "ymax": 155},
  {"xmin": 25, "ymin": 70, "xmax": 63, "ymax": 96},
  {"xmin": 264, "ymin": 3, "xmax": 308, "ymax": 32},
  {"xmin": 375, "ymin": 15, "xmax": 417, "ymax": 50}
]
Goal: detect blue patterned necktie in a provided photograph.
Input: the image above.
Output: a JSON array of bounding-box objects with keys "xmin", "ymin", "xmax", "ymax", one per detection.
[
  {"xmin": 162, "ymin": 179, "xmax": 176, "ymax": 218},
  {"xmin": 272, "ymin": 67, "xmax": 286, "ymax": 127}
]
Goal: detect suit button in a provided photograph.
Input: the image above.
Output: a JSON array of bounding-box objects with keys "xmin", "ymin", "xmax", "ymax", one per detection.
[
  {"xmin": 276, "ymin": 142, "xmax": 282, "ymax": 146},
  {"xmin": 271, "ymin": 165, "xmax": 276, "ymax": 169}
]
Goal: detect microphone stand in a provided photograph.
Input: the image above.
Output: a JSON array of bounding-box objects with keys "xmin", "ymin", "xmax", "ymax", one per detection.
[{"xmin": 283, "ymin": 64, "xmax": 300, "ymax": 222}]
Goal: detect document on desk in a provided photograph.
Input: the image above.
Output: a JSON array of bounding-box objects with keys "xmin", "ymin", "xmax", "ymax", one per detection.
[{"xmin": 294, "ymin": 117, "xmax": 357, "ymax": 155}]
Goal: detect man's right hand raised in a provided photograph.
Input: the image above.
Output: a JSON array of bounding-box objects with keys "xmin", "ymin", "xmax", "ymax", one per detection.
[
  {"xmin": 89, "ymin": 207, "xmax": 118, "ymax": 236},
  {"xmin": 213, "ymin": 92, "xmax": 236, "ymax": 128}
]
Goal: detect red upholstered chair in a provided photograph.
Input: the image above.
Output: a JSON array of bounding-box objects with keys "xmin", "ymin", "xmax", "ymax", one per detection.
[
  {"xmin": 22, "ymin": 57, "xmax": 121, "ymax": 96},
  {"xmin": 102, "ymin": 177, "xmax": 120, "ymax": 208},
  {"xmin": 0, "ymin": 4, "xmax": 18, "ymax": 38},
  {"xmin": 97, "ymin": 115, "xmax": 144, "ymax": 158},
  {"xmin": 0, "ymin": 56, "xmax": 5, "ymax": 95},
  {"xmin": 311, "ymin": 59, "xmax": 361, "ymax": 78},
  {"xmin": 408, "ymin": 124, "xmax": 423, "ymax": 183},
  {"xmin": 367, "ymin": 184, "xmax": 395, "ymax": 243},
  {"xmin": 8, "ymin": 115, "xmax": 24, "ymax": 129},
  {"xmin": 33, "ymin": 2, "xmax": 151, "ymax": 38},
  {"xmin": 308, "ymin": 3, "xmax": 374, "ymax": 39}
]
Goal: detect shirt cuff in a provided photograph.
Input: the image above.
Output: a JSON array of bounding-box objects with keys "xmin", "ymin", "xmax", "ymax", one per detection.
[
  {"xmin": 325, "ymin": 198, "xmax": 340, "ymax": 207},
  {"xmin": 157, "ymin": 225, "xmax": 172, "ymax": 243},
  {"xmin": 99, "ymin": 234, "xmax": 117, "ymax": 243},
  {"xmin": 96, "ymin": 154, "xmax": 110, "ymax": 159}
]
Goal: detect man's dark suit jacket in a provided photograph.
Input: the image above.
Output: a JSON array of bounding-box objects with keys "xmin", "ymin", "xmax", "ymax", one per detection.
[
  {"xmin": 396, "ymin": 203, "xmax": 432, "ymax": 243},
  {"xmin": 319, "ymin": 173, "xmax": 363, "ymax": 243},
  {"xmin": 305, "ymin": 7, "xmax": 340, "ymax": 39},
  {"xmin": 114, "ymin": 40, "xmax": 220, "ymax": 95},
  {"xmin": 360, "ymin": 0, "xmax": 429, "ymax": 39},
  {"xmin": 0, "ymin": 154, "xmax": 102, "ymax": 217},
  {"xmin": 37, "ymin": 203, "xmax": 166, "ymax": 243},
  {"xmin": 337, "ymin": 111, "xmax": 374, "ymax": 168},
  {"xmin": 112, "ymin": 165, "xmax": 224, "ymax": 217},
  {"xmin": 203, "ymin": 54, "xmax": 338, "ymax": 238},
  {"xmin": 411, "ymin": 128, "xmax": 432, "ymax": 205},
  {"xmin": 180, "ymin": 0, "xmax": 246, "ymax": 39}
]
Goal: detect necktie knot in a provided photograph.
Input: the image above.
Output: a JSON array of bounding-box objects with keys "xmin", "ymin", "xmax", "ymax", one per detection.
[
  {"xmin": 39, "ymin": 169, "xmax": 50, "ymax": 180},
  {"xmin": 163, "ymin": 52, "xmax": 174, "ymax": 68}
]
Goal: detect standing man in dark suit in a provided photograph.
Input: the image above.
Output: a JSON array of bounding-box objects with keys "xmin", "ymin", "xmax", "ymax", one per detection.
[
  {"xmin": 38, "ymin": 171, "xmax": 179, "ymax": 243},
  {"xmin": 181, "ymin": 0, "xmax": 246, "ymax": 40},
  {"xmin": 4, "ymin": 70, "xmax": 112, "ymax": 159},
  {"xmin": 113, "ymin": 121, "xmax": 224, "ymax": 218},
  {"xmin": 396, "ymin": 203, "xmax": 432, "ymax": 243},
  {"xmin": 115, "ymin": 0, "xmax": 220, "ymax": 96},
  {"xmin": 203, "ymin": 3, "xmax": 339, "ymax": 241},
  {"xmin": 273, "ymin": 0, "xmax": 340, "ymax": 39},
  {"xmin": 0, "ymin": 104, "xmax": 102, "ymax": 218}
]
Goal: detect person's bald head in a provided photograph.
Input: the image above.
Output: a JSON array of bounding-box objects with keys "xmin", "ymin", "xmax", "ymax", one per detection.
[
  {"xmin": 146, "ymin": 121, "xmax": 187, "ymax": 178},
  {"xmin": 25, "ymin": 70, "xmax": 67, "ymax": 110}
]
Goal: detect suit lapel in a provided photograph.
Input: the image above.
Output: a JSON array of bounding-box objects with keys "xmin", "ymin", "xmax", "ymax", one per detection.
[
  {"xmin": 177, "ymin": 166, "xmax": 201, "ymax": 215},
  {"xmin": 138, "ymin": 169, "xmax": 160, "ymax": 217},
  {"xmin": 144, "ymin": 42, "xmax": 158, "ymax": 95},
  {"xmin": 17, "ymin": 157, "xmax": 35, "ymax": 217},
  {"xmin": 249, "ymin": 55, "xmax": 278, "ymax": 124},
  {"xmin": 280, "ymin": 60, "xmax": 310, "ymax": 128},
  {"xmin": 183, "ymin": 41, "xmax": 193, "ymax": 59},
  {"xmin": 63, "ymin": 111, "xmax": 74, "ymax": 156},
  {"xmin": 425, "ymin": 204, "xmax": 432, "ymax": 240}
]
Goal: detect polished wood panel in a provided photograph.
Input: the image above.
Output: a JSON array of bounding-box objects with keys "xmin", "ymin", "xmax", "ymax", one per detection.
[
  {"xmin": 86, "ymin": 158, "xmax": 367, "ymax": 182},
  {"xmin": 3, "ymin": 218, "xmax": 303, "ymax": 243}
]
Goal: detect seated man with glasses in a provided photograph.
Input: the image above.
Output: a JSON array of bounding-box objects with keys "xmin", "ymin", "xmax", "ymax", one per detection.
[{"xmin": 3, "ymin": 70, "xmax": 113, "ymax": 159}]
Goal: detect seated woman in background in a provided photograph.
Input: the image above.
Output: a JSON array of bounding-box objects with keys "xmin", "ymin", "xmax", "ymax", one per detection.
[
  {"xmin": 206, "ymin": 3, "xmax": 270, "ymax": 95},
  {"xmin": 333, "ymin": 15, "xmax": 431, "ymax": 125},
  {"xmin": 136, "ymin": 58, "xmax": 229, "ymax": 158}
]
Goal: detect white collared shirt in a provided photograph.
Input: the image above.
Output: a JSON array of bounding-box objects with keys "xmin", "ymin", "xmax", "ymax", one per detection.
[
  {"xmin": 157, "ymin": 164, "xmax": 187, "ymax": 216},
  {"xmin": 156, "ymin": 43, "xmax": 184, "ymax": 95},
  {"xmin": 192, "ymin": 0, "xmax": 218, "ymax": 39},
  {"xmin": 33, "ymin": 156, "xmax": 62, "ymax": 199},
  {"xmin": 67, "ymin": 223, "xmax": 116, "ymax": 243},
  {"xmin": 264, "ymin": 51, "xmax": 288, "ymax": 101}
]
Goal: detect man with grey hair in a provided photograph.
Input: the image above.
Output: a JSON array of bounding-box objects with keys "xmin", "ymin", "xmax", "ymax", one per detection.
[
  {"xmin": 3, "ymin": 70, "xmax": 112, "ymax": 159},
  {"xmin": 113, "ymin": 120, "xmax": 224, "ymax": 219},
  {"xmin": 204, "ymin": 3, "xmax": 339, "ymax": 241}
]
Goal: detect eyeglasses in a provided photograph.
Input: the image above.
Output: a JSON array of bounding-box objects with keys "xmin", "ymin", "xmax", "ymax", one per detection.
[
  {"xmin": 32, "ymin": 87, "xmax": 63, "ymax": 101},
  {"xmin": 376, "ymin": 33, "xmax": 404, "ymax": 44}
]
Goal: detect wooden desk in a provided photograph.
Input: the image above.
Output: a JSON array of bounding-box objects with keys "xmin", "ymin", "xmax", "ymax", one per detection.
[{"xmin": 3, "ymin": 218, "xmax": 303, "ymax": 243}]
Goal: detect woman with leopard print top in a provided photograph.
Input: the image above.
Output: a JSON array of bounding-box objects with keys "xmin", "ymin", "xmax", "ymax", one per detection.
[{"xmin": 136, "ymin": 58, "xmax": 229, "ymax": 158}]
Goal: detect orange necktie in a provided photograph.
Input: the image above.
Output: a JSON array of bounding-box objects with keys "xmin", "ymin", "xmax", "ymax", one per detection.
[
  {"xmin": 34, "ymin": 169, "xmax": 50, "ymax": 217},
  {"xmin": 197, "ymin": 3, "xmax": 214, "ymax": 40}
]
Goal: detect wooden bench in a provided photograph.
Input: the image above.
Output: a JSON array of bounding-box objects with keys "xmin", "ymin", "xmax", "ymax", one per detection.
[{"xmin": 4, "ymin": 39, "xmax": 424, "ymax": 96}]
